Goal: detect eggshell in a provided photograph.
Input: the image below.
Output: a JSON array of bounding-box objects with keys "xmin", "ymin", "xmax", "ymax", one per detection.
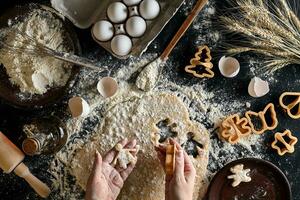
[
  {"xmin": 126, "ymin": 16, "xmax": 146, "ymax": 37},
  {"xmin": 139, "ymin": 0, "xmax": 160, "ymax": 20},
  {"xmin": 107, "ymin": 2, "xmax": 128, "ymax": 23},
  {"xmin": 111, "ymin": 34, "xmax": 132, "ymax": 56},
  {"xmin": 92, "ymin": 20, "xmax": 114, "ymax": 42},
  {"xmin": 248, "ymin": 77, "xmax": 270, "ymax": 98},
  {"xmin": 68, "ymin": 97, "xmax": 90, "ymax": 118},
  {"xmin": 123, "ymin": 0, "xmax": 141, "ymax": 6},
  {"xmin": 97, "ymin": 77, "xmax": 118, "ymax": 98},
  {"xmin": 218, "ymin": 56, "xmax": 240, "ymax": 78}
]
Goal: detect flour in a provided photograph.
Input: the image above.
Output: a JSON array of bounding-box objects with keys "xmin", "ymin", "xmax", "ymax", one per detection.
[
  {"xmin": 0, "ymin": 9, "xmax": 72, "ymax": 95},
  {"xmin": 46, "ymin": 1, "xmax": 269, "ymax": 199}
]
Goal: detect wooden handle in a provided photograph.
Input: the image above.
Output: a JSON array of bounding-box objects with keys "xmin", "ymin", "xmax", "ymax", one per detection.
[
  {"xmin": 14, "ymin": 163, "xmax": 51, "ymax": 198},
  {"xmin": 160, "ymin": 0, "xmax": 209, "ymax": 60}
]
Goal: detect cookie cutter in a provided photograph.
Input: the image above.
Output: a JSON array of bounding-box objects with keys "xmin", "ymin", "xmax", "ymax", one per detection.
[
  {"xmin": 220, "ymin": 114, "xmax": 252, "ymax": 144},
  {"xmin": 279, "ymin": 92, "xmax": 300, "ymax": 119},
  {"xmin": 271, "ymin": 130, "xmax": 298, "ymax": 156},
  {"xmin": 185, "ymin": 45, "xmax": 214, "ymax": 78},
  {"xmin": 245, "ymin": 103, "xmax": 278, "ymax": 134},
  {"xmin": 165, "ymin": 144, "xmax": 177, "ymax": 176}
]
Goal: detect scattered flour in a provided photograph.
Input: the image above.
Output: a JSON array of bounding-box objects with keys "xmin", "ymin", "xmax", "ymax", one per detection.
[{"xmin": 0, "ymin": 9, "xmax": 72, "ymax": 95}]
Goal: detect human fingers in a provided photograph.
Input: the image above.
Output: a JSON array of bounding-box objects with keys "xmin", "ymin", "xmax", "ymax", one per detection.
[
  {"xmin": 103, "ymin": 138, "xmax": 128, "ymax": 163},
  {"xmin": 87, "ymin": 150, "xmax": 103, "ymax": 186},
  {"xmin": 174, "ymin": 149, "xmax": 185, "ymax": 182},
  {"xmin": 119, "ymin": 162, "xmax": 136, "ymax": 181},
  {"xmin": 183, "ymin": 151, "xmax": 196, "ymax": 183},
  {"xmin": 169, "ymin": 138, "xmax": 182, "ymax": 151}
]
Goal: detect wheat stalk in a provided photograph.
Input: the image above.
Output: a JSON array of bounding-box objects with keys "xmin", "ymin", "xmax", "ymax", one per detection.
[{"xmin": 221, "ymin": 0, "xmax": 300, "ymax": 72}]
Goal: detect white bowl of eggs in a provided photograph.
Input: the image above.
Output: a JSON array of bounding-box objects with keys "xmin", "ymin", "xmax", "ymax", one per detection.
[{"xmin": 51, "ymin": 0, "xmax": 185, "ymax": 59}]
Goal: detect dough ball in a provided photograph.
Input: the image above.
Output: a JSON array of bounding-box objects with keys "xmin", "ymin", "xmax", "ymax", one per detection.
[
  {"xmin": 107, "ymin": 2, "xmax": 128, "ymax": 23},
  {"xmin": 126, "ymin": 16, "xmax": 146, "ymax": 37},
  {"xmin": 92, "ymin": 20, "xmax": 114, "ymax": 42},
  {"xmin": 139, "ymin": 0, "xmax": 160, "ymax": 20},
  {"xmin": 111, "ymin": 34, "xmax": 132, "ymax": 56},
  {"xmin": 123, "ymin": 0, "xmax": 141, "ymax": 6}
]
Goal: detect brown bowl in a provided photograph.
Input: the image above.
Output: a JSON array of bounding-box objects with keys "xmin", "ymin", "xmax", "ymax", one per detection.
[
  {"xmin": 0, "ymin": 3, "xmax": 81, "ymax": 109},
  {"xmin": 206, "ymin": 158, "xmax": 292, "ymax": 200}
]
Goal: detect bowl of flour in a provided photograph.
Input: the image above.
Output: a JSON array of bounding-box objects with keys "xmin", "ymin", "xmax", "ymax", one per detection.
[{"xmin": 0, "ymin": 4, "xmax": 80, "ymax": 109}]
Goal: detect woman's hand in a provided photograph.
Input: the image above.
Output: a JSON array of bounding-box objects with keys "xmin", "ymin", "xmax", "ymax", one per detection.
[
  {"xmin": 155, "ymin": 139, "xmax": 196, "ymax": 200},
  {"xmin": 85, "ymin": 138, "xmax": 138, "ymax": 200}
]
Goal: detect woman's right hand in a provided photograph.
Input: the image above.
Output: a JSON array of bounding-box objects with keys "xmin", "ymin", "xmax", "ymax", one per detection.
[{"xmin": 155, "ymin": 139, "xmax": 196, "ymax": 200}]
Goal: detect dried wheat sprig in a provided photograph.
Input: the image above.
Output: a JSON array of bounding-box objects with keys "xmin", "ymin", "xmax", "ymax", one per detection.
[{"xmin": 221, "ymin": 0, "xmax": 300, "ymax": 72}]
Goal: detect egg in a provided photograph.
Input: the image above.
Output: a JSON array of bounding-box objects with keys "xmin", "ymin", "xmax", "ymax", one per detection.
[
  {"xmin": 139, "ymin": 0, "xmax": 160, "ymax": 20},
  {"xmin": 123, "ymin": 0, "xmax": 141, "ymax": 6},
  {"xmin": 111, "ymin": 34, "xmax": 132, "ymax": 56},
  {"xmin": 68, "ymin": 97, "xmax": 90, "ymax": 118},
  {"xmin": 107, "ymin": 2, "xmax": 128, "ymax": 23},
  {"xmin": 126, "ymin": 16, "xmax": 146, "ymax": 37},
  {"xmin": 92, "ymin": 20, "xmax": 114, "ymax": 42},
  {"xmin": 97, "ymin": 77, "xmax": 118, "ymax": 98},
  {"xmin": 248, "ymin": 77, "xmax": 270, "ymax": 98}
]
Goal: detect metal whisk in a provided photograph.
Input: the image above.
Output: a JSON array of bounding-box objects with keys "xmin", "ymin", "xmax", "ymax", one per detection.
[{"xmin": 0, "ymin": 28, "xmax": 107, "ymax": 71}]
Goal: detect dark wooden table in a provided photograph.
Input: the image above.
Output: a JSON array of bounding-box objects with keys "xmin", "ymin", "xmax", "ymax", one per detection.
[{"xmin": 0, "ymin": 0, "xmax": 299, "ymax": 199}]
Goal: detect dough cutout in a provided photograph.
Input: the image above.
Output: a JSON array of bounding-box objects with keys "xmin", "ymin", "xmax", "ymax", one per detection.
[
  {"xmin": 220, "ymin": 114, "xmax": 251, "ymax": 144},
  {"xmin": 112, "ymin": 143, "xmax": 140, "ymax": 169},
  {"xmin": 245, "ymin": 103, "xmax": 278, "ymax": 134},
  {"xmin": 279, "ymin": 92, "xmax": 300, "ymax": 119},
  {"xmin": 151, "ymin": 118, "xmax": 178, "ymax": 146},
  {"xmin": 183, "ymin": 132, "xmax": 205, "ymax": 158},
  {"xmin": 185, "ymin": 45, "xmax": 214, "ymax": 78},
  {"xmin": 271, "ymin": 130, "xmax": 298, "ymax": 156},
  {"xmin": 227, "ymin": 164, "xmax": 251, "ymax": 187}
]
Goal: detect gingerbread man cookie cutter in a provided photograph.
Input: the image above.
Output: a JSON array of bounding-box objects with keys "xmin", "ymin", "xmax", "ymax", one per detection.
[
  {"xmin": 279, "ymin": 92, "xmax": 300, "ymax": 119},
  {"xmin": 245, "ymin": 103, "xmax": 278, "ymax": 134},
  {"xmin": 271, "ymin": 130, "xmax": 298, "ymax": 156},
  {"xmin": 220, "ymin": 114, "xmax": 252, "ymax": 144},
  {"xmin": 185, "ymin": 45, "xmax": 214, "ymax": 78}
]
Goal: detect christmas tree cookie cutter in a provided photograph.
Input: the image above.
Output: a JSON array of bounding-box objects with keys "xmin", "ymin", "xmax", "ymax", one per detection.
[
  {"xmin": 220, "ymin": 114, "xmax": 252, "ymax": 144},
  {"xmin": 279, "ymin": 92, "xmax": 300, "ymax": 119},
  {"xmin": 271, "ymin": 130, "xmax": 298, "ymax": 156},
  {"xmin": 245, "ymin": 103, "xmax": 278, "ymax": 134},
  {"xmin": 185, "ymin": 45, "xmax": 214, "ymax": 78}
]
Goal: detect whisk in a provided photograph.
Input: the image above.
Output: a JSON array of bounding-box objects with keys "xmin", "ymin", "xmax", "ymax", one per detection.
[{"xmin": 0, "ymin": 28, "xmax": 107, "ymax": 71}]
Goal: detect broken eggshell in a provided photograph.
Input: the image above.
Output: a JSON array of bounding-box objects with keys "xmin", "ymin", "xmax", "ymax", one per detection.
[
  {"xmin": 218, "ymin": 56, "xmax": 240, "ymax": 78},
  {"xmin": 248, "ymin": 77, "xmax": 270, "ymax": 98},
  {"xmin": 97, "ymin": 77, "xmax": 118, "ymax": 98},
  {"xmin": 68, "ymin": 97, "xmax": 90, "ymax": 118}
]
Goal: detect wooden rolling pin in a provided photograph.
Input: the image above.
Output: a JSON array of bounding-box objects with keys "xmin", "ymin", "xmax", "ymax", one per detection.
[{"xmin": 0, "ymin": 131, "xmax": 51, "ymax": 198}]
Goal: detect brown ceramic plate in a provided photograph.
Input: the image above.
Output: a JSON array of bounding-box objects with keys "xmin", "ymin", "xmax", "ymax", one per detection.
[
  {"xmin": 0, "ymin": 3, "xmax": 81, "ymax": 109},
  {"xmin": 206, "ymin": 158, "xmax": 292, "ymax": 200}
]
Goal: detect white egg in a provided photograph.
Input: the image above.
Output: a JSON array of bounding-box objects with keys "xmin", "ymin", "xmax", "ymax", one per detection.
[
  {"xmin": 123, "ymin": 0, "xmax": 141, "ymax": 6},
  {"xmin": 139, "ymin": 0, "xmax": 160, "ymax": 20},
  {"xmin": 126, "ymin": 16, "xmax": 146, "ymax": 37},
  {"xmin": 92, "ymin": 20, "xmax": 114, "ymax": 42},
  {"xmin": 111, "ymin": 35, "xmax": 132, "ymax": 56},
  {"xmin": 107, "ymin": 2, "xmax": 128, "ymax": 23},
  {"xmin": 68, "ymin": 97, "xmax": 90, "ymax": 118}
]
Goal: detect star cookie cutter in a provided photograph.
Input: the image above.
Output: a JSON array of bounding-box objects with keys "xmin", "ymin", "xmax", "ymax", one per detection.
[
  {"xmin": 279, "ymin": 92, "xmax": 300, "ymax": 119},
  {"xmin": 271, "ymin": 130, "xmax": 298, "ymax": 156},
  {"xmin": 220, "ymin": 114, "xmax": 252, "ymax": 144},
  {"xmin": 165, "ymin": 144, "xmax": 177, "ymax": 176},
  {"xmin": 185, "ymin": 45, "xmax": 214, "ymax": 78},
  {"xmin": 245, "ymin": 103, "xmax": 278, "ymax": 134}
]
